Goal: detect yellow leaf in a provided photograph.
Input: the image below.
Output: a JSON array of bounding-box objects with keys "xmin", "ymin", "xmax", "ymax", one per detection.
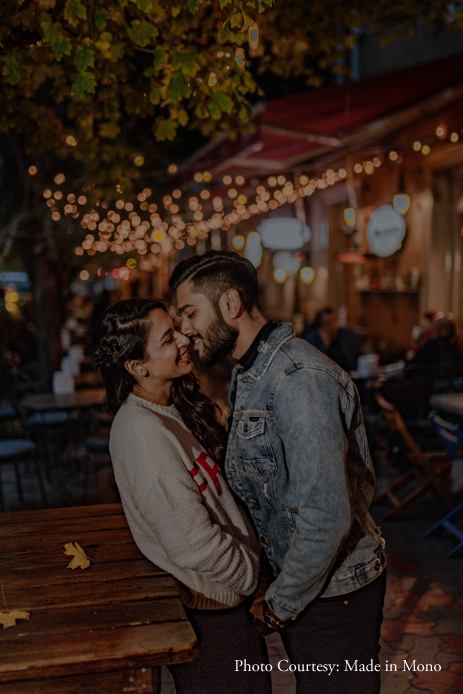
[
  {"xmin": 64, "ymin": 541, "xmax": 91, "ymax": 570},
  {"xmin": 0, "ymin": 610, "xmax": 30, "ymax": 629}
]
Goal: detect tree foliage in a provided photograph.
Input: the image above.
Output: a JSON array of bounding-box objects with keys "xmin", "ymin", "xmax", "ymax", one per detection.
[
  {"xmin": 1, "ymin": 0, "xmax": 270, "ymax": 189},
  {"xmin": 251, "ymin": 0, "xmax": 463, "ymax": 87},
  {"xmin": 1, "ymin": 0, "xmax": 462, "ymax": 192}
]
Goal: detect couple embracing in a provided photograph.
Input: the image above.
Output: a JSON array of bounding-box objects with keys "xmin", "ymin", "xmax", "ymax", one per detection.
[{"xmin": 93, "ymin": 251, "xmax": 386, "ymax": 694}]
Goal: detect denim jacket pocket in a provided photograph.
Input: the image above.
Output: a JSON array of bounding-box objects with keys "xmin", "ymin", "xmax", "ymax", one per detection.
[{"xmin": 236, "ymin": 416, "xmax": 275, "ymax": 475}]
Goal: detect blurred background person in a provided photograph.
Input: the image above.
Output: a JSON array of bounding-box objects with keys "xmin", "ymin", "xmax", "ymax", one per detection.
[{"xmin": 304, "ymin": 307, "xmax": 361, "ymax": 374}]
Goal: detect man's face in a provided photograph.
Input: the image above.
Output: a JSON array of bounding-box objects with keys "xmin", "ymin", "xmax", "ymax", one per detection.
[{"xmin": 176, "ymin": 280, "xmax": 238, "ymax": 367}]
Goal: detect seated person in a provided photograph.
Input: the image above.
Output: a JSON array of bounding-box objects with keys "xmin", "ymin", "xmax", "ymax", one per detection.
[
  {"xmin": 304, "ymin": 307, "xmax": 361, "ymax": 373},
  {"xmin": 407, "ymin": 315, "xmax": 463, "ymax": 381}
]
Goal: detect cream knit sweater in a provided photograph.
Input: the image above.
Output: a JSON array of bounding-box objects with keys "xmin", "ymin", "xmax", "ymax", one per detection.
[{"xmin": 109, "ymin": 392, "xmax": 260, "ymax": 607}]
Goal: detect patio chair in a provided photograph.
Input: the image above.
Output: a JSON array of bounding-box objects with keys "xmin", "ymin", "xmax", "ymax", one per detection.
[
  {"xmin": 3, "ymin": 361, "xmax": 77, "ymax": 485},
  {"xmin": 374, "ymin": 395, "xmax": 455, "ymax": 520},
  {"xmin": 425, "ymin": 414, "xmax": 463, "ymax": 557}
]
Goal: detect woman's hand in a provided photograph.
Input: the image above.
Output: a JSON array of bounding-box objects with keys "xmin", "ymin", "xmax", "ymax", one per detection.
[
  {"xmin": 250, "ymin": 596, "xmax": 265, "ymax": 623},
  {"xmin": 250, "ymin": 571, "xmax": 269, "ymax": 623}
]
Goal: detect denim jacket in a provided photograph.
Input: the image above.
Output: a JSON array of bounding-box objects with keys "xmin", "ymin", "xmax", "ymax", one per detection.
[{"xmin": 225, "ymin": 323, "xmax": 385, "ymax": 621}]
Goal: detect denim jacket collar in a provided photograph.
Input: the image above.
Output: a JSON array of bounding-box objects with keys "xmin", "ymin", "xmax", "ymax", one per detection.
[{"xmin": 236, "ymin": 322, "xmax": 295, "ymax": 382}]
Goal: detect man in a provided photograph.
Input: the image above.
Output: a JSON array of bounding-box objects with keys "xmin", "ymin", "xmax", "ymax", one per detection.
[
  {"xmin": 304, "ymin": 307, "xmax": 361, "ymax": 374},
  {"xmin": 169, "ymin": 250, "xmax": 386, "ymax": 694}
]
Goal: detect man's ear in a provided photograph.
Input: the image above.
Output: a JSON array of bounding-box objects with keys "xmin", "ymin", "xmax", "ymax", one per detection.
[
  {"xmin": 219, "ymin": 288, "xmax": 242, "ymax": 320},
  {"xmin": 124, "ymin": 359, "xmax": 147, "ymax": 378}
]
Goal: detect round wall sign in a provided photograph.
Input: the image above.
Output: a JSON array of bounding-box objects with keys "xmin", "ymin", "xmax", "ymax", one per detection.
[{"xmin": 367, "ymin": 204, "xmax": 406, "ymax": 257}]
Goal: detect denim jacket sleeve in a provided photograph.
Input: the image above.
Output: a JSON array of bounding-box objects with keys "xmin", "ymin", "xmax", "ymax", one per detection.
[{"xmin": 265, "ymin": 366, "xmax": 356, "ymax": 621}]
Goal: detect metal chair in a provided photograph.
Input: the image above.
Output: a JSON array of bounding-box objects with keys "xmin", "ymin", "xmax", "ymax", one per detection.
[
  {"xmin": 425, "ymin": 414, "xmax": 463, "ymax": 557},
  {"xmin": 3, "ymin": 362, "xmax": 77, "ymax": 486},
  {"xmin": 374, "ymin": 395, "xmax": 455, "ymax": 520},
  {"xmin": 0, "ymin": 438, "xmax": 47, "ymax": 511}
]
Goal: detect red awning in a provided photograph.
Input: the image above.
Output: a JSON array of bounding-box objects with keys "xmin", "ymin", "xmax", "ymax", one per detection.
[{"xmin": 176, "ymin": 54, "xmax": 463, "ymax": 183}]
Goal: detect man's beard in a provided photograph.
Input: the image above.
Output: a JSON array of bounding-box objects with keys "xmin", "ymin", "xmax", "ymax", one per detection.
[{"xmin": 198, "ymin": 309, "xmax": 239, "ymax": 368}]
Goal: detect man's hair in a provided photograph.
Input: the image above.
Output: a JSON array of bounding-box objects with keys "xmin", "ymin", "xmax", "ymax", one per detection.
[
  {"xmin": 169, "ymin": 250, "xmax": 261, "ymax": 312},
  {"xmin": 313, "ymin": 307, "xmax": 335, "ymax": 329}
]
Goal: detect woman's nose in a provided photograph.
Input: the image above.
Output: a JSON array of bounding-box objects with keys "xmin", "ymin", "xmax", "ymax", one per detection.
[{"xmin": 174, "ymin": 330, "xmax": 190, "ymax": 347}]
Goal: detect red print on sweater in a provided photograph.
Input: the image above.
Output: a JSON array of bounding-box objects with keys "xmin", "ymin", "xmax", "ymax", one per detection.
[{"xmin": 188, "ymin": 452, "xmax": 223, "ymax": 496}]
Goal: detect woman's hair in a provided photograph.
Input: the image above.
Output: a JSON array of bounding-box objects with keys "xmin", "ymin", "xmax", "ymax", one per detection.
[{"xmin": 93, "ymin": 298, "xmax": 227, "ymax": 466}]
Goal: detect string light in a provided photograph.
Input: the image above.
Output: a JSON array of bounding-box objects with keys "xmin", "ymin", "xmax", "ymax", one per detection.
[{"xmin": 44, "ymin": 120, "xmax": 462, "ymax": 260}]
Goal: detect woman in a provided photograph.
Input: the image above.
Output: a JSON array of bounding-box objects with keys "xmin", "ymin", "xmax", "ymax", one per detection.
[{"xmin": 93, "ymin": 298, "xmax": 271, "ymax": 694}]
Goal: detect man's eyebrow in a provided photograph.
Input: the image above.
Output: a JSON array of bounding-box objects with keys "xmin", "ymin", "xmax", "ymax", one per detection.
[{"xmin": 177, "ymin": 303, "xmax": 194, "ymax": 316}]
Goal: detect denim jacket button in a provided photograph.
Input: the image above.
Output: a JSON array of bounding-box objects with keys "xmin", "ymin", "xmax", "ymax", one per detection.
[{"xmin": 374, "ymin": 562, "xmax": 380, "ymax": 571}]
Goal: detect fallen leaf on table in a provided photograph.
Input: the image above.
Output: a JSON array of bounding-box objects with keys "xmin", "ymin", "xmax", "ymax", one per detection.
[
  {"xmin": 0, "ymin": 610, "xmax": 30, "ymax": 629},
  {"xmin": 64, "ymin": 542, "xmax": 91, "ymax": 570}
]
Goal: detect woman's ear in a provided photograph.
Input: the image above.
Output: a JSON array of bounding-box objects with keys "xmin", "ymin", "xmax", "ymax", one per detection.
[{"xmin": 124, "ymin": 359, "xmax": 147, "ymax": 378}]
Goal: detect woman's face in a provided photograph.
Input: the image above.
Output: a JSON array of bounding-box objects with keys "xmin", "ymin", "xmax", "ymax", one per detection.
[{"xmin": 142, "ymin": 308, "xmax": 193, "ymax": 382}]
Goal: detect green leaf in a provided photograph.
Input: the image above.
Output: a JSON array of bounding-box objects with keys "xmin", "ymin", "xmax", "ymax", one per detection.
[
  {"xmin": 154, "ymin": 118, "xmax": 177, "ymax": 141},
  {"xmin": 136, "ymin": 0, "xmax": 154, "ymax": 11},
  {"xmin": 242, "ymin": 13, "xmax": 255, "ymax": 29},
  {"xmin": 151, "ymin": 46, "xmax": 167, "ymax": 71},
  {"xmin": 39, "ymin": 15, "xmax": 71, "ymax": 61},
  {"xmin": 219, "ymin": 0, "xmax": 231, "ymax": 7},
  {"xmin": 187, "ymin": 0, "xmax": 198, "ymax": 13},
  {"xmin": 167, "ymin": 72, "xmax": 189, "ymax": 103},
  {"xmin": 99, "ymin": 122, "xmax": 121, "ymax": 138},
  {"xmin": 39, "ymin": 13, "xmax": 55, "ymax": 42},
  {"xmin": 37, "ymin": 0, "xmax": 57, "ymax": 9},
  {"xmin": 172, "ymin": 51, "xmax": 200, "ymax": 77},
  {"xmin": 75, "ymin": 44, "xmax": 94, "ymax": 72},
  {"xmin": 129, "ymin": 20, "xmax": 158, "ymax": 47},
  {"xmin": 177, "ymin": 107, "xmax": 189, "ymax": 126},
  {"xmin": 239, "ymin": 102, "xmax": 250, "ymax": 120},
  {"xmin": 65, "ymin": 0, "xmax": 87, "ymax": 27},
  {"xmin": 149, "ymin": 86, "xmax": 161, "ymax": 104},
  {"xmin": 214, "ymin": 89, "xmax": 233, "ymax": 113},
  {"xmin": 2, "ymin": 51, "xmax": 22, "ymax": 84},
  {"xmin": 52, "ymin": 34, "xmax": 71, "ymax": 61},
  {"xmin": 71, "ymin": 72, "xmax": 97, "ymax": 100},
  {"xmin": 231, "ymin": 12, "xmax": 242, "ymax": 28},
  {"xmin": 209, "ymin": 102, "xmax": 221, "ymax": 119},
  {"xmin": 95, "ymin": 9, "xmax": 110, "ymax": 30},
  {"xmin": 171, "ymin": 6, "xmax": 181, "ymax": 16}
]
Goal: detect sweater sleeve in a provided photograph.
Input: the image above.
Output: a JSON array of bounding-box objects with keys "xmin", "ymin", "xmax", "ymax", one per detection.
[{"xmin": 136, "ymin": 467, "xmax": 259, "ymax": 596}]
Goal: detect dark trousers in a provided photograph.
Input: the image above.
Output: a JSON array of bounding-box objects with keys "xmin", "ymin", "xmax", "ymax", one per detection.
[
  {"xmin": 168, "ymin": 596, "xmax": 272, "ymax": 694},
  {"xmin": 279, "ymin": 570, "xmax": 387, "ymax": 694}
]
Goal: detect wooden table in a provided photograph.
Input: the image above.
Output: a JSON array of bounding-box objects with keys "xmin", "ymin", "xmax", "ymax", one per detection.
[
  {"xmin": 430, "ymin": 393, "xmax": 463, "ymax": 418},
  {"xmin": 0, "ymin": 503, "xmax": 197, "ymax": 693},
  {"xmin": 20, "ymin": 388, "xmax": 106, "ymax": 412}
]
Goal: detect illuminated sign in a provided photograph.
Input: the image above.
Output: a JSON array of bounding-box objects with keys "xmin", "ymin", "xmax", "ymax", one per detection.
[
  {"xmin": 257, "ymin": 217, "xmax": 311, "ymax": 250},
  {"xmin": 367, "ymin": 204, "xmax": 406, "ymax": 257}
]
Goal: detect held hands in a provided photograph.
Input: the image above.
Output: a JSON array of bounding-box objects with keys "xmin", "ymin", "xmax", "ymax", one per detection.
[{"xmin": 250, "ymin": 573, "xmax": 286, "ymax": 632}]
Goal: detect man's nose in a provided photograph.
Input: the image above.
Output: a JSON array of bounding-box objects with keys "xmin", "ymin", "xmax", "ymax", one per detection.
[{"xmin": 180, "ymin": 317, "xmax": 194, "ymax": 335}]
